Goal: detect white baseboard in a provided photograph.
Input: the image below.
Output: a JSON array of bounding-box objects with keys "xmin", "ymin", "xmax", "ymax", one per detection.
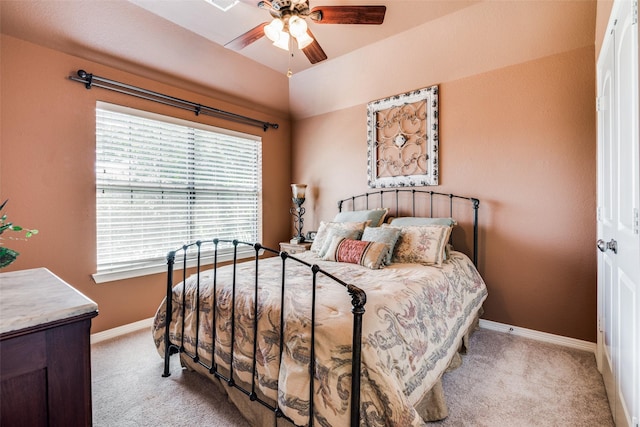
[
  {"xmin": 90, "ymin": 317, "xmax": 596, "ymax": 353},
  {"xmin": 479, "ymin": 319, "xmax": 596, "ymax": 354},
  {"xmin": 90, "ymin": 317, "xmax": 154, "ymax": 344}
]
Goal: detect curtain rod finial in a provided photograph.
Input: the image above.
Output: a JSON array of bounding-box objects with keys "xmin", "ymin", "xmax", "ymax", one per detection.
[{"xmin": 76, "ymin": 69, "xmax": 93, "ymax": 89}]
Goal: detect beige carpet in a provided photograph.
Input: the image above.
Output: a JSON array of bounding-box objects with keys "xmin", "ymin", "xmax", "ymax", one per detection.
[{"xmin": 91, "ymin": 327, "xmax": 613, "ymax": 426}]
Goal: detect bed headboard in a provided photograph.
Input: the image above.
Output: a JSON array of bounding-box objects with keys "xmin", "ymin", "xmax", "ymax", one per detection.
[{"xmin": 337, "ymin": 189, "xmax": 480, "ymax": 266}]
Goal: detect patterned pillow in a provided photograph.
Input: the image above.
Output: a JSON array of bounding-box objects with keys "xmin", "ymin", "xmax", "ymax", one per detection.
[
  {"xmin": 361, "ymin": 226, "xmax": 402, "ymax": 265},
  {"xmin": 322, "ymin": 237, "xmax": 388, "ymax": 269},
  {"xmin": 392, "ymin": 225, "xmax": 453, "ymax": 266},
  {"xmin": 333, "ymin": 208, "xmax": 389, "ymax": 227},
  {"xmin": 310, "ymin": 221, "xmax": 369, "ymax": 254},
  {"xmin": 318, "ymin": 228, "xmax": 364, "ymax": 258}
]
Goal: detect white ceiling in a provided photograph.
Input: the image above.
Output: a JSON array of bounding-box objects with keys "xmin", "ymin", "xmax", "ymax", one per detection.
[
  {"xmin": 128, "ymin": 0, "xmax": 480, "ymax": 75},
  {"xmin": 0, "ymin": 0, "xmax": 479, "ymax": 76}
]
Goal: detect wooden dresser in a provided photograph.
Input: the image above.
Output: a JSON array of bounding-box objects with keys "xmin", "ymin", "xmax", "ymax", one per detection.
[{"xmin": 0, "ymin": 268, "xmax": 98, "ymax": 426}]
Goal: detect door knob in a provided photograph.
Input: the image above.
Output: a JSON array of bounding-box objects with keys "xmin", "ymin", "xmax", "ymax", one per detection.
[
  {"xmin": 597, "ymin": 239, "xmax": 606, "ymax": 252},
  {"xmin": 597, "ymin": 239, "xmax": 618, "ymax": 253}
]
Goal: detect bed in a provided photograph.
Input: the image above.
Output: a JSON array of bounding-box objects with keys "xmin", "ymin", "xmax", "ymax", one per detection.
[{"xmin": 152, "ymin": 189, "xmax": 488, "ymax": 426}]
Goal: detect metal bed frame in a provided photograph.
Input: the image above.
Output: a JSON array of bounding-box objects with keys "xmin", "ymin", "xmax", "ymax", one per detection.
[
  {"xmin": 162, "ymin": 241, "xmax": 366, "ymax": 426},
  {"xmin": 161, "ymin": 189, "xmax": 480, "ymax": 426},
  {"xmin": 338, "ymin": 189, "xmax": 480, "ymax": 266}
]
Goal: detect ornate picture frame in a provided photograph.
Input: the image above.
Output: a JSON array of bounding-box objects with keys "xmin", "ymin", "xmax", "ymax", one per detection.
[{"xmin": 367, "ymin": 85, "xmax": 439, "ymax": 188}]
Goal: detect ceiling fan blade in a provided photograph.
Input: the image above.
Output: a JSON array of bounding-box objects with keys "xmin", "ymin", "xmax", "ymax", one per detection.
[
  {"xmin": 224, "ymin": 22, "xmax": 268, "ymax": 51},
  {"xmin": 309, "ymin": 6, "xmax": 386, "ymax": 24},
  {"xmin": 237, "ymin": 0, "xmax": 266, "ymax": 6},
  {"xmin": 302, "ymin": 30, "xmax": 327, "ymax": 64}
]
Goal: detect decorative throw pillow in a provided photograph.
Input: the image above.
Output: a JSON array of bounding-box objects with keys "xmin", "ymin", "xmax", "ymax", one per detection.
[
  {"xmin": 318, "ymin": 228, "xmax": 364, "ymax": 258},
  {"xmin": 333, "ymin": 208, "xmax": 389, "ymax": 227},
  {"xmin": 361, "ymin": 226, "xmax": 402, "ymax": 265},
  {"xmin": 310, "ymin": 221, "xmax": 369, "ymax": 254},
  {"xmin": 392, "ymin": 225, "xmax": 453, "ymax": 266},
  {"xmin": 322, "ymin": 237, "xmax": 388, "ymax": 270},
  {"xmin": 390, "ymin": 217, "xmax": 457, "ymax": 227}
]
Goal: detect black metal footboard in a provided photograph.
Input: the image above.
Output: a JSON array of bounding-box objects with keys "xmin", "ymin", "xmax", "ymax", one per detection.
[{"xmin": 161, "ymin": 239, "xmax": 366, "ymax": 427}]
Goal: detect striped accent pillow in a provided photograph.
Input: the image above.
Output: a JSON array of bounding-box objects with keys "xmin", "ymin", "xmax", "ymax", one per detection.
[{"xmin": 322, "ymin": 237, "xmax": 388, "ymax": 270}]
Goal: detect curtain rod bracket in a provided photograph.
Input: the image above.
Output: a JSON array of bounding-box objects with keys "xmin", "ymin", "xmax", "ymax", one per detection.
[{"xmin": 195, "ymin": 105, "xmax": 201, "ymax": 116}]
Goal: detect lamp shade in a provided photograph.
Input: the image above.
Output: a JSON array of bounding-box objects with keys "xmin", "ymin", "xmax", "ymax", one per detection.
[
  {"xmin": 264, "ymin": 18, "xmax": 284, "ymax": 42},
  {"xmin": 272, "ymin": 31, "xmax": 290, "ymax": 50},
  {"xmin": 288, "ymin": 16, "xmax": 308, "ymax": 38},
  {"xmin": 291, "ymin": 184, "xmax": 307, "ymax": 199},
  {"xmin": 295, "ymin": 31, "xmax": 314, "ymax": 49}
]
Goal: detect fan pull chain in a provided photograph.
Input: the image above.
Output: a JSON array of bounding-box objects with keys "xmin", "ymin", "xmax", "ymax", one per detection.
[{"xmin": 287, "ymin": 34, "xmax": 293, "ymax": 78}]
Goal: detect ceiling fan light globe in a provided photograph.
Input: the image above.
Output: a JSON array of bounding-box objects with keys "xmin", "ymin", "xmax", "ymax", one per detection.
[
  {"xmin": 264, "ymin": 18, "xmax": 284, "ymax": 42},
  {"xmin": 273, "ymin": 31, "xmax": 290, "ymax": 50},
  {"xmin": 288, "ymin": 15, "xmax": 308, "ymax": 38},
  {"xmin": 295, "ymin": 32, "xmax": 314, "ymax": 49}
]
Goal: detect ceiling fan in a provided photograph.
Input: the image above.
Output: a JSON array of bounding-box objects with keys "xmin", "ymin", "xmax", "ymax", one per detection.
[{"xmin": 225, "ymin": 0, "xmax": 386, "ymax": 65}]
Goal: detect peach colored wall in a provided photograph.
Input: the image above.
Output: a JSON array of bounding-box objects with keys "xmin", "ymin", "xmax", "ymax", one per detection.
[
  {"xmin": 1, "ymin": 35, "xmax": 292, "ymax": 333},
  {"xmin": 293, "ymin": 46, "xmax": 597, "ymax": 342},
  {"xmin": 289, "ymin": 0, "xmax": 596, "ymax": 120},
  {"xmin": 0, "ymin": 0, "xmax": 291, "ymax": 118}
]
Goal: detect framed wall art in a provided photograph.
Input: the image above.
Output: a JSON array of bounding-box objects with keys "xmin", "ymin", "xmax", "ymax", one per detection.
[{"xmin": 367, "ymin": 85, "xmax": 439, "ymax": 188}]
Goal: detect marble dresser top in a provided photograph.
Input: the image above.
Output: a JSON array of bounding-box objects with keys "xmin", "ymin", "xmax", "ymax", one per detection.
[{"xmin": 0, "ymin": 267, "xmax": 98, "ymax": 335}]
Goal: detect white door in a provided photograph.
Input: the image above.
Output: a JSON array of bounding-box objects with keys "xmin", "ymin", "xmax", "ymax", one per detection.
[
  {"xmin": 597, "ymin": 17, "xmax": 617, "ymax": 416},
  {"xmin": 614, "ymin": 2, "xmax": 639, "ymax": 425},
  {"xmin": 597, "ymin": 1, "xmax": 639, "ymax": 426}
]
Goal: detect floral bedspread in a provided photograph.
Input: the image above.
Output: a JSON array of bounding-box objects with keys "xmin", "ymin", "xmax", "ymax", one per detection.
[{"xmin": 152, "ymin": 251, "xmax": 487, "ymax": 426}]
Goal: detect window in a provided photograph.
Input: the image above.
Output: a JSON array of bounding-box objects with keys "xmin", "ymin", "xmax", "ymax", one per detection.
[{"xmin": 94, "ymin": 102, "xmax": 262, "ymax": 283}]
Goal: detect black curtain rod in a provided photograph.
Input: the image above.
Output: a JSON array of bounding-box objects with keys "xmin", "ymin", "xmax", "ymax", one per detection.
[{"xmin": 68, "ymin": 70, "xmax": 279, "ymax": 131}]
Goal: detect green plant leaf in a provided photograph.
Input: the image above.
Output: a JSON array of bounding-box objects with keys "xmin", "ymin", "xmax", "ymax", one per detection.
[
  {"xmin": 0, "ymin": 247, "xmax": 19, "ymax": 269},
  {"xmin": 0, "ymin": 200, "xmax": 37, "ymax": 265}
]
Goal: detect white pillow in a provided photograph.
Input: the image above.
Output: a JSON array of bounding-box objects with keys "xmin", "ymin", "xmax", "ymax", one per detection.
[
  {"xmin": 310, "ymin": 221, "xmax": 369, "ymax": 254},
  {"xmin": 333, "ymin": 208, "xmax": 389, "ymax": 227},
  {"xmin": 391, "ymin": 224, "xmax": 452, "ymax": 266}
]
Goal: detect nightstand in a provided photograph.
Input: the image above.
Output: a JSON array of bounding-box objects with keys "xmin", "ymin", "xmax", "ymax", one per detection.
[
  {"xmin": 280, "ymin": 241, "xmax": 312, "ymax": 254},
  {"xmin": 0, "ymin": 268, "xmax": 98, "ymax": 426}
]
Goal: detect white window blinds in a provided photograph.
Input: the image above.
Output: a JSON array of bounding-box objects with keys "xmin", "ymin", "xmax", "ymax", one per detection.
[{"xmin": 95, "ymin": 103, "xmax": 262, "ymax": 279}]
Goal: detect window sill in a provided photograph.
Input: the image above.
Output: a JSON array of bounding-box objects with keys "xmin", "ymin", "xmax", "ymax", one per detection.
[{"xmin": 92, "ymin": 247, "xmax": 260, "ymax": 284}]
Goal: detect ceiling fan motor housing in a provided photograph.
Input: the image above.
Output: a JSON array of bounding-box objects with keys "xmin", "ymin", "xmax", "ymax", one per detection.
[{"xmin": 264, "ymin": 0, "xmax": 311, "ymax": 17}]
